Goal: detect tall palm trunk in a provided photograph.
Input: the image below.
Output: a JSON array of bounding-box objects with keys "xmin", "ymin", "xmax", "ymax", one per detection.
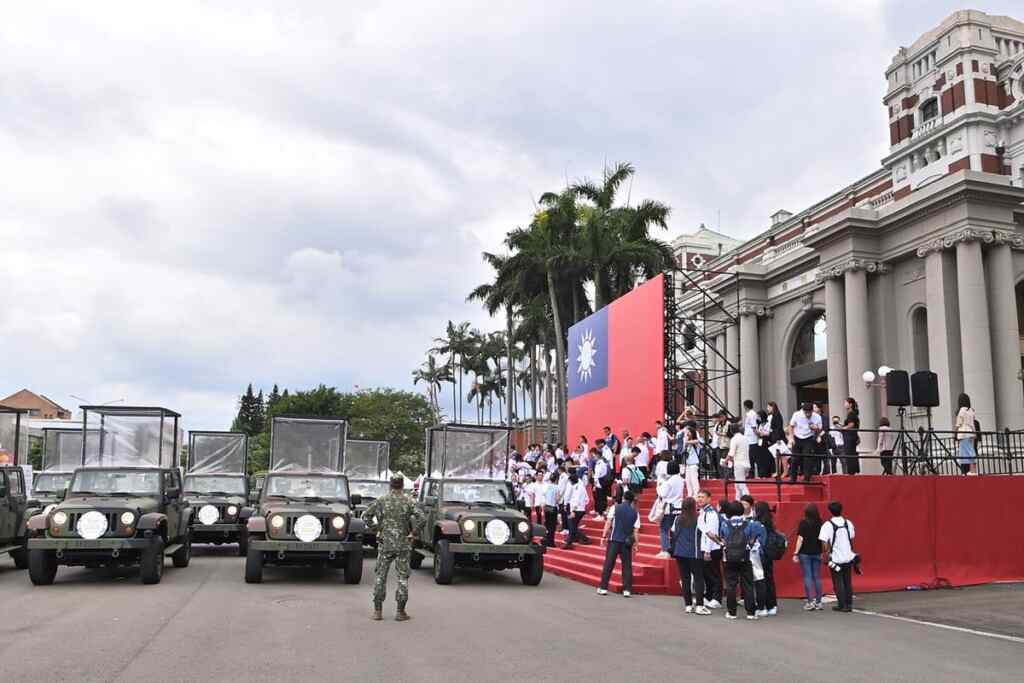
[
  {"xmin": 531, "ymin": 344, "xmax": 538, "ymax": 446},
  {"xmin": 594, "ymin": 264, "xmax": 605, "ymax": 311},
  {"xmin": 506, "ymin": 306, "xmax": 514, "ymax": 429},
  {"xmin": 545, "ymin": 267, "xmax": 568, "ymax": 443},
  {"xmin": 450, "ymin": 356, "xmax": 457, "ymax": 422}
]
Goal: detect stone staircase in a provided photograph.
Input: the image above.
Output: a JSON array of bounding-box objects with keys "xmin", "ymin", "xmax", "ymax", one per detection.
[{"xmin": 543, "ymin": 479, "xmax": 825, "ymax": 594}]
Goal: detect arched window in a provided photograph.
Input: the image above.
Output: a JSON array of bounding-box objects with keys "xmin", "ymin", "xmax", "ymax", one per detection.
[
  {"xmin": 911, "ymin": 307, "xmax": 929, "ymax": 371},
  {"xmin": 920, "ymin": 97, "xmax": 939, "ymax": 123},
  {"xmin": 791, "ymin": 313, "xmax": 827, "ymax": 368}
]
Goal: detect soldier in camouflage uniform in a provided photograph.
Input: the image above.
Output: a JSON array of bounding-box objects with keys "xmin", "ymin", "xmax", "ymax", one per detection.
[{"xmin": 362, "ymin": 474, "xmax": 425, "ymax": 621}]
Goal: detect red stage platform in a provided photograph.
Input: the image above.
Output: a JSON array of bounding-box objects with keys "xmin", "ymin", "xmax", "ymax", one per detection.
[{"xmin": 543, "ymin": 475, "xmax": 1024, "ymax": 597}]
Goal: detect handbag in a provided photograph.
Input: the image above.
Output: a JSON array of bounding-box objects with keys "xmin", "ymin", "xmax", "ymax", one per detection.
[{"xmin": 648, "ymin": 496, "xmax": 665, "ymax": 524}]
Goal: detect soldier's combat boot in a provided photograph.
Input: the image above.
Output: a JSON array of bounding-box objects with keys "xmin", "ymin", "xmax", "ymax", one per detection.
[
  {"xmin": 395, "ymin": 605, "xmax": 410, "ymax": 621},
  {"xmin": 372, "ymin": 604, "xmax": 383, "ymax": 621}
]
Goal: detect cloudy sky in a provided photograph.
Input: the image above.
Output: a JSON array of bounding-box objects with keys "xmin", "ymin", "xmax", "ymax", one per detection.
[{"xmin": 2, "ymin": 1, "xmax": 1020, "ymax": 430}]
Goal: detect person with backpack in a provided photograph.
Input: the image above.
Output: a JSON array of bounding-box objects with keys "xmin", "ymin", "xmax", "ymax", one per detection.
[
  {"xmin": 670, "ymin": 497, "xmax": 710, "ymax": 615},
  {"xmin": 792, "ymin": 503, "xmax": 824, "ymax": 610},
  {"xmin": 619, "ymin": 452, "xmax": 645, "ymax": 502},
  {"xmin": 597, "ymin": 489, "xmax": 640, "ymax": 597},
  {"xmin": 655, "ymin": 461, "xmax": 684, "ymax": 558},
  {"xmin": 819, "ymin": 500, "xmax": 856, "ymax": 613},
  {"xmin": 718, "ymin": 500, "xmax": 765, "ymax": 620},
  {"xmin": 753, "ymin": 501, "xmax": 782, "ymax": 616},
  {"xmin": 696, "ymin": 489, "xmax": 723, "ymax": 609}
]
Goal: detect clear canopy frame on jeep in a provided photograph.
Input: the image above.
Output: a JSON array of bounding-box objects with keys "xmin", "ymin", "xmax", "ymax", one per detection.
[
  {"xmin": 344, "ymin": 439, "xmax": 389, "ymax": 480},
  {"xmin": 269, "ymin": 416, "xmax": 347, "ymax": 474},
  {"xmin": 42, "ymin": 427, "xmax": 101, "ymax": 472},
  {"xmin": 80, "ymin": 405, "xmax": 180, "ymax": 469},
  {"xmin": 425, "ymin": 423, "xmax": 511, "ymax": 480},
  {"xmin": 187, "ymin": 430, "xmax": 248, "ymax": 475},
  {"xmin": 0, "ymin": 405, "xmax": 27, "ymax": 466}
]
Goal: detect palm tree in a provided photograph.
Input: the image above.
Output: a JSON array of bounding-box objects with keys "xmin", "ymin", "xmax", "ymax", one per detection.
[
  {"xmin": 412, "ymin": 355, "xmax": 451, "ymax": 419},
  {"xmin": 468, "ymin": 257, "xmax": 520, "ymax": 429},
  {"xmin": 433, "ymin": 321, "xmax": 473, "ymax": 423}
]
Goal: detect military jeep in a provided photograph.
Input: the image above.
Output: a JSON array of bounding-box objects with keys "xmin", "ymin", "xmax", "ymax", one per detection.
[
  {"xmin": 411, "ymin": 424, "xmax": 545, "ymax": 586},
  {"xmin": 0, "ymin": 406, "xmax": 39, "ymax": 569},
  {"xmin": 26, "ymin": 406, "xmax": 193, "ymax": 585},
  {"xmin": 343, "ymin": 439, "xmax": 390, "ymax": 549},
  {"xmin": 242, "ymin": 416, "xmax": 365, "ymax": 584},
  {"xmin": 34, "ymin": 427, "xmax": 95, "ymax": 508},
  {"xmin": 184, "ymin": 431, "xmax": 249, "ymax": 556}
]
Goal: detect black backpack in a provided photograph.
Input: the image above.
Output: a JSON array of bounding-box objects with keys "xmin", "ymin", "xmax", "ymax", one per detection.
[
  {"xmin": 724, "ymin": 520, "xmax": 751, "ymax": 563},
  {"xmin": 763, "ymin": 528, "xmax": 788, "ymax": 561}
]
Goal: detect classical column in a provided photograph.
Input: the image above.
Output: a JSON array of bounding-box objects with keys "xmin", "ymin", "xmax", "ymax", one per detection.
[
  {"xmin": 955, "ymin": 235, "xmax": 996, "ymax": 432},
  {"xmin": 739, "ymin": 308, "xmax": 760, "ymax": 408},
  {"xmin": 920, "ymin": 248, "xmax": 962, "ymax": 429},
  {"xmin": 726, "ymin": 321, "xmax": 740, "ymax": 417},
  {"xmin": 843, "ymin": 265, "xmax": 876, "ymax": 449},
  {"xmin": 822, "ymin": 275, "xmax": 848, "ymax": 422},
  {"xmin": 713, "ymin": 333, "xmax": 727, "ymax": 414},
  {"xmin": 986, "ymin": 238, "xmax": 1024, "ymax": 429}
]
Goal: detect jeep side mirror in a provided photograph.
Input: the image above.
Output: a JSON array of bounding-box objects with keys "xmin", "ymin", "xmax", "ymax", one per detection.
[
  {"xmin": 350, "ymin": 494, "xmax": 362, "ymax": 506},
  {"xmin": 57, "ymin": 487, "xmax": 67, "ymax": 502},
  {"xmin": 165, "ymin": 486, "xmax": 180, "ymax": 501}
]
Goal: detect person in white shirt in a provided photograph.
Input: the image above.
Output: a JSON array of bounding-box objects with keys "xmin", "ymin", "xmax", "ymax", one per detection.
[
  {"xmin": 873, "ymin": 417, "xmax": 897, "ymax": 475},
  {"xmin": 819, "ymin": 500, "xmax": 857, "ymax": 612},
  {"xmin": 788, "ymin": 402, "xmax": 823, "ymax": 483},
  {"xmin": 540, "ymin": 472, "xmax": 560, "ymax": 547},
  {"xmin": 563, "ymin": 472, "xmax": 591, "ymax": 549},
  {"xmin": 655, "ymin": 461, "xmax": 684, "ymax": 558},
  {"xmin": 520, "ymin": 473, "xmax": 536, "ymax": 523},
  {"xmin": 696, "ymin": 489, "xmax": 723, "ymax": 608},
  {"xmin": 654, "ymin": 452, "xmax": 670, "ymax": 482},
  {"xmin": 592, "ymin": 450, "xmax": 611, "ymax": 520},
  {"xmin": 635, "ymin": 432, "xmax": 653, "ymax": 480},
  {"xmin": 743, "ymin": 400, "xmax": 758, "ymax": 446},
  {"xmin": 725, "ymin": 422, "xmax": 750, "ymax": 500},
  {"xmin": 556, "ymin": 466, "xmax": 571, "ymax": 534},
  {"xmin": 954, "ymin": 393, "xmax": 978, "ymax": 475},
  {"xmin": 826, "ymin": 416, "xmax": 844, "ymax": 475},
  {"xmin": 680, "ymin": 425, "xmax": 702, "ymax": 498},
  {"xmin": 655, "ymin": 420, "xmax": 670, "ymax": 455}
]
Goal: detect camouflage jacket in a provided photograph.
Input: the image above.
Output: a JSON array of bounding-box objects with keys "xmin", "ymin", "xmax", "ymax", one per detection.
[{"xmin": 361, "ymin": 491, "xmax": 425, "ymax": 553}]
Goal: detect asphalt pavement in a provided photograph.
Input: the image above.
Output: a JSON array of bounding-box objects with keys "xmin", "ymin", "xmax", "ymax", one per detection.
[{"xmin": 0, "ymin": 547, "xmax": 1020, "ymax": 682}]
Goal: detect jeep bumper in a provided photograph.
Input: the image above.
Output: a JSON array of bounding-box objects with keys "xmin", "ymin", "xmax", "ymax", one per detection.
[
  {"xmin": 250, "ymin": 539, "xmax": 362, "ymax": 553},
  {"xmin": 447, "ymin": 542, "xmax": 544, "ymax": 556},
  {"xmin": 29, "ymin": 537, "xmax": 151, "ymax": 551},
  {"xmin": 192, "ymin": 523, "xmax": 242, "ymax": 533}
]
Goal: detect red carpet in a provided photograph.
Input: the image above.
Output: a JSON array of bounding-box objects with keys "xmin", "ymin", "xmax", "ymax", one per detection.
[{"xmin": 543, "ymin": 475, "xmax": 1024, "ymax": 597}]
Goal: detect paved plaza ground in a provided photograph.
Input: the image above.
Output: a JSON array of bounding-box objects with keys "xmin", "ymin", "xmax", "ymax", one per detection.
[{"xmin": 0, "ymin": 547, "xmax": 1020, "ymax": 682}]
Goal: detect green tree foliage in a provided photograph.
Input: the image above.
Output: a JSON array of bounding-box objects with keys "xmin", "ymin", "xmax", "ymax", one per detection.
[{"xmin": 231, "ymin": 383, "xmax": 265, "ymax": 437}]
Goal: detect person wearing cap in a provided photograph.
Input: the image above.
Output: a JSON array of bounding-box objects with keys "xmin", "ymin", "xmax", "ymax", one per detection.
[
  {"xmin": 362, "ymin": 474, "xmax": 425, "ymax": 622},
  {"xmin": 788, "ymin": 402, "xmax": 823, "ymax": 483}
]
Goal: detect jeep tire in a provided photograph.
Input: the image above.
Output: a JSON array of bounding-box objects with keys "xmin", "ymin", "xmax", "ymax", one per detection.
[
  {"xmin": 433, "ymin": 539, "xmax": 454, "ymax": 585},
  {"xmin": 171, "ymin": 532, "xmax": 192, "ymax": 568},
  {"xmin": 237, "ymin": 529, "xmax": 249, "ymax": 557},
  {"xmin": 11, "ymin": 545, "xmax": 29, "ymax": 570},
  {"xmin": 344, "ymin": 550, "xmax": 363, "ymax": 584},
  {"xmin": 409, "ymin": 550, "xmax": 424, "ymax": 570},
  {"xmin": 28, "ymin": 549, "xmax": 58, "ymax": 585},
  {"xmin": 520, "ymin": 552, "xmax": 544, "ymax": 586},
  {"xmin": 140, "ymin": 537, "xmax": 165, "ymax": 585},
  {"xmin": 245, "ymin": 546, "xmax": 263, "ymax": 584}
]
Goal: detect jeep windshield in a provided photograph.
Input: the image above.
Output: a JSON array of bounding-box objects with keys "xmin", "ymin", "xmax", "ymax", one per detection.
[
  {"xmin": 349, "ymin": 481, "xmax": 390, "ymax": 500},
  {"xmin": 184, "ymin": 475, "xmax": 246, "ymax": 496},
  {"xmin": 70, "ymin": 469, "xmax": 161, "ymax": 496},
  {"xmin": 441, "ymin": 482, "xmax": 511, "ymax": 506},
  {"xmin": 264, "ymin": 474, "xmax": 349, "ymax": 502},
  {"xmin": 33, "ymin": 472, "xmax": 73, "ymax": 494}
]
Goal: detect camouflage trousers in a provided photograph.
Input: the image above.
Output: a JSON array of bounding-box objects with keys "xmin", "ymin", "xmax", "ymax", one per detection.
[{"xmin": 373, "ymin": 549, "xmax": 410, "ymax": 607}]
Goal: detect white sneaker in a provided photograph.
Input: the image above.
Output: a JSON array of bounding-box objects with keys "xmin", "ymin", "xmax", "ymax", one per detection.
[
  {"xmin": 622, "ymin": 591, "xmax": 632, "ymax": 598},
  {"xmin": 685, "ymin": 605, "xmax": 694, "ymax": 613},
  {"xmin": 694, "ymin": 606, "xmax": 712, "ymax": 615},
  {"xmin": 755, "ymin": 609, "xmax": 767, "ymax": 617},
  {"xmin": 725, "ymin": 613, "xmax": 738, "ymax": 620},
  {"xmin": 766, "ymin": 607, "xmax": 778, "ymax": 616},
  {"xmin": 596, "ymin": 588, "xmax": 608, "ymax": 595},
  {"xmin": 706, "ymin": 599, "xmax": 722, "ymax": 609},
  {"xmin": 803, "ymin": 601, "xmax": 816, "ymax": 611},
  {"xmin": 746, "ymin": 614, "xmax": 759, "ymax": 621},
  {"xmin": 654, "ymin": 551, "xmax": 670, "ymax": 559}
]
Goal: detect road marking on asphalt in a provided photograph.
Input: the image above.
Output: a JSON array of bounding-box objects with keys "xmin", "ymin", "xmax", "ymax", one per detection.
[{"xmin": 854, "ymin": 609, "xmax": 1024, "ymax": 645}]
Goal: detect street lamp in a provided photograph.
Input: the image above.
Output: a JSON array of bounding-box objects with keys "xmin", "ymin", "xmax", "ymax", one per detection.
[{"xmin": 862, "ymin": 365, "xmax": 893, "ymax": 389}]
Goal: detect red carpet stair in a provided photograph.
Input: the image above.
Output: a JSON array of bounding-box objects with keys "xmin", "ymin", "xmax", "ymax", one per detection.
[{"xmin": 543, "ymin": 480, "xmax": 824, "ymax": 595}]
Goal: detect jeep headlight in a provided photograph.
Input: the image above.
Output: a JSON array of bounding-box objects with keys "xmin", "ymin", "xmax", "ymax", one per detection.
[
  {"xmin": 52, "ymin": 511, "xmax": 68, "ymax": 526},
  {"xmin": 484, "ymin": 519, "xmax": 510, "ymax": 545},
  {"xmin": 462, "ymin": 519, "xmax": 475, "ymax": 533},
  {"xmin": 226, "ymin": 505, "xmax": 238, "ymax": 517},
  {"xmin": 120, "ymin": 511, "xmax": 136, "ymax": 526},
  {"xmin": 517, "ymin": 521, "xmax": 530, "ymax": 534},
  {"xmin": 270, "ymin": 514, "xmax": 285, "ymax": 529},
  {"xmin": 331, "ymin": 515, "xmax": 346, "ymax": 530}
]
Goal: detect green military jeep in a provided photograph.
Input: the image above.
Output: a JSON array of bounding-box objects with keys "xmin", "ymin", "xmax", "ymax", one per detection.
[
  {"xmin": 26, "ymin": 406, "xmax": 193, "ymax": 585},
  {"xmin": 242, "ymin": 416, "xmax": 365, "ymax": 584},
  {"xmin": 184, "ymin": 431, "xmax": 249, "ymax": 556},
  {"xmin": 0, "ymin": 406, "xmax": 39, "ymax": 569},
  {"xmin": 411, "ymin": 424, "xmax": 545, "ymax": 586},
  {"xmin": 343, "ymin": 439, "xmax": 390, "ymax": 549}
]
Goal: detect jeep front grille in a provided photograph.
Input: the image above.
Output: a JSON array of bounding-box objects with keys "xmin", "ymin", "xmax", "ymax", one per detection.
[
  {"xmin": 66, "ymin": 512, "xmax": 123, "ymax": 537},
  {"xmin": 282, "ymin": 515, "xmax": 330, "ymax": 539}
]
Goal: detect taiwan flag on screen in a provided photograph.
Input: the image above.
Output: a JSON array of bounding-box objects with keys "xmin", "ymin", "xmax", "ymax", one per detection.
[{"xmin": 566, "ymin": 275, "xmax": 665, "ymax": 446}]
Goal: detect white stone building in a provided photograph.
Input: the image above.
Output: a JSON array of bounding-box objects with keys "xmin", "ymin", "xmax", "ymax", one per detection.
[{"xmin": 686, "ymin": 10, "xmax": 1024, "ymax": 439}]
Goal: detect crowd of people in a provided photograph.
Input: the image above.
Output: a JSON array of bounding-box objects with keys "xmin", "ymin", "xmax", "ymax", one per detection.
[{"xmin": 507, "ymin": 415, "xmax": 862, "ymax": 617}]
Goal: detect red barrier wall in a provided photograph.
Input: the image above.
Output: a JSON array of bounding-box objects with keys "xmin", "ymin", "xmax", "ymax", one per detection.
[{"xmin": 772, "ymin": 476, "xmax": 1024, "ymax": 598}]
